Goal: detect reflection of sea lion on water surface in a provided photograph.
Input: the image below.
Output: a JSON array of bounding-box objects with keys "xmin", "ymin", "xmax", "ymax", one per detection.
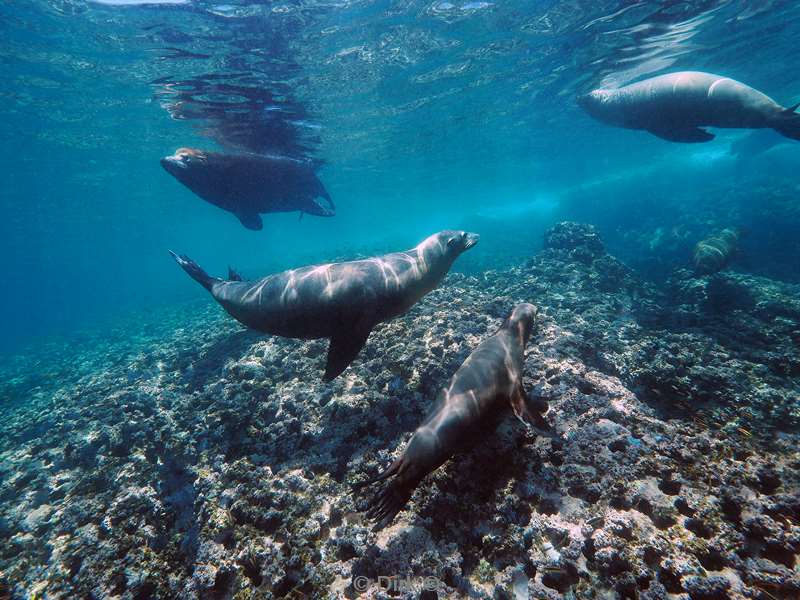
[
  {"xmin": 169, "ymin": 231, "xmax": 479, "ymax": 381},
  {"xmin": 579, "ymin": 71, "xmax": 800, "ymax": 143},
  {"xmin": 357, "ymin": 303, "xmax": 550, "ymax": 530},
  {"xmin": 693, "ymin": 228, "xmax": 740, "ymax": 276},
  {"xmin": 160, "ymin": 148, "xmax": 334, "ymax": 230}
]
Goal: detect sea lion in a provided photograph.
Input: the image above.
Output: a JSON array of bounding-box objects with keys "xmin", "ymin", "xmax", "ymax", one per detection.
[
  {"xmin": 693, "ymin": 228, "xmax": 740, "ymax": 276},
  {"xmin": 161, "ymin": 148, "xmax": 334, "ymax": 230},
  {"xmin": 357, "ymin": 303, "xmax": 547, "ymax": 530},
  {"xmin": 169, "ymin": 230, "xmax": 479, "ymax": 381},
  {"xmin": 578, "ymin": 71, "xmax": 800, "ymax": 143}
]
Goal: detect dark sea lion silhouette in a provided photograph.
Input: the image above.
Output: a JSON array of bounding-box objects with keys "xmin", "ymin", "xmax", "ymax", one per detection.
[
  {"xmin": 578, "ymin": 71, "xmax": 800, "ymax": 143},
  {"xmin": 169, "ymin": 231, "xmax": 479, "ymax": 381},
  {"xmin": 358, "ymin": 303, "xmax": 545, "ymax": 530},
  {"xmin": 160, "ymin": 148, "xmax": 334, "ymax": 230},
  {"xmin": 693, "ymin": 228, "xmax": 740, "ymax": 276}
]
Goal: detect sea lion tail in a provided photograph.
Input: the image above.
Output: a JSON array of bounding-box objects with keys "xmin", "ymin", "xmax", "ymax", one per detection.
[
  {"xmin": 168, "ymin": 250, "xmax": 220, "ymax": 292},
  {"xmin": 772, "ymin": 103, "xmax": 800, "ymax": 141}
]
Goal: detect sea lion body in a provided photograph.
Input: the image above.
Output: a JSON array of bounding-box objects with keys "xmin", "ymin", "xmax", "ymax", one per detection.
[
  {"xmin": 161, "ymin": 148, "xmax": 334, "ymax": 230},
  {"xmin": 693, "ymin": 228, "xmax": 740, "ymax": 276},
  {"xmin": 579, "ymin": 71, "xmax": 800, "ymax": 143},
  {"xmin": 170, "ymin": 231, "xmax": 479, "ymax": 380},
  {"xmin": 360, "ymin": 303, "xmax": 543, "ymax": 529}
]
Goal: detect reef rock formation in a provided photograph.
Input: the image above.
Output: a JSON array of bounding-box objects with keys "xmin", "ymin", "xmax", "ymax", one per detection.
[{"xmin": 0, "ymin": 222, "xmax": 798, "ymax": 599}]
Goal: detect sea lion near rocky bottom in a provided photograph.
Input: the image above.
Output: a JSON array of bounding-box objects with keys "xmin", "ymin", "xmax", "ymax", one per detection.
[
  {"xmin": 161, "ymin": 148, "xmax": 334, "ymax": 230},
  {"xmin": 357, "ymin": 303, "xmax": 548, "ymax": 530},
  {"xmin": 578, "ymin": 71, "xmax": 800, "ymax": 143},
  {"xmin": 169, "ymin": 230, "xmax": 479, "ymax": 381},
  {"xmin": 693, "ymin": 228, "xmax": 740, "ymax": 276}
]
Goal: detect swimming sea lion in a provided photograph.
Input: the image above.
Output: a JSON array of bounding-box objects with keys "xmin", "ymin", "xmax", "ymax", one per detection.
[
  {"xmin": 357, "ymin": 303, "xmax": 545, "ymax": 530},
  {"xmin": 169, "ymin": 231, "xmax": 479, "ymax": 381},
  {"xmin": 693, "ymin": 228, "xmax": 740, "ymax": 276},
  {"xmin": 161, "ymin": 148, "xmax": 335, "ymax": 230},
  {"xmin": 578, "ymin": 71, "xmax": 800, "ymax": 143}
]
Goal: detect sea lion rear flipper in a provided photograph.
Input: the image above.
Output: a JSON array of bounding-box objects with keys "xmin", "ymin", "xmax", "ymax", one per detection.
[
  {"xmin": 647, "ymin": 126, "xmax": 715, "ymax": 143},
  {"xmin": 366, "ymin": 484, "xmax": 414, "ymax": 531},
  {"xmin": 772, "ymin": 110, "xmax": 800, "ymax": 141},
  {"xmin": 227, "ymin": 266, "xmax": 243, "ymax": 282},
  {"xmin": 168, "ymin": 250, "xmax": 220, "ymax": 292},
  {"xmin": 236, "ymin": 212, "xmax": 263, "ymax": 231},
  {"xmin": 323, "ymin": 326, "xmax": 371, "ymax": 382}
]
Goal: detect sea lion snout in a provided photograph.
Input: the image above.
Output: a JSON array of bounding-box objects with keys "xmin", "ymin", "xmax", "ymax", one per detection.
[
  {"xmin": 463, "ymin": 232, "xmax": 480, "ymax": 249},
  {"xmin": 577, "ymin": 89, "xmax": 610, "ymax": 119},
  {"xmin": 160, "ymin": 155, "xmax": 187, "ymax": 174},
  {"xmin": 161, "ymin": 148, "xmax": 207, "ymax": 173}
]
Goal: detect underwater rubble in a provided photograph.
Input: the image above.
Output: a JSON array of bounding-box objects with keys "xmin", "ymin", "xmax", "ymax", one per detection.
[{"xmin": 0, "ymin": 223, "xmax": 798, "ymax": 599}]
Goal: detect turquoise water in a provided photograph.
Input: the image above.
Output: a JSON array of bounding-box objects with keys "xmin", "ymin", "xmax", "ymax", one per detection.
[{"xmin": 3, "ymin": 0, "xmax": 799, "ymax": 353}]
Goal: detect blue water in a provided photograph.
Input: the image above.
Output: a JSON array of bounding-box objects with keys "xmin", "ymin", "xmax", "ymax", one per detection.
[
  {"xmin": 1, "ymin": 0, "xmax": 799, "ymax": 352},
  {"xmin": 5, "ymin": 3, "xmax": 800, "ymax": 598}
]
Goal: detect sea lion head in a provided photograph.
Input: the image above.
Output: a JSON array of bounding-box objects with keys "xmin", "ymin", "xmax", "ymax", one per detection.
[
  {"xmin": 160, "ymin": 147, "xmax": 209, "ymax": 176},
  {"xmin": 424, "ymin": 230, "xmax": 480, "ymax": 259},
  {"xmin": 577, "ymin": 89, "xmax": 615, "ymax": 122},
  {"xmin": 505, "ymin": 302, "xmax": 538, "ymax": 345}
]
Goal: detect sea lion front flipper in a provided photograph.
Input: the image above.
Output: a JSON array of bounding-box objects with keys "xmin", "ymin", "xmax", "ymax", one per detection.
[
  {"xmin": 511, "ymin": 386, "xmax": 554, "ymax": 437},
  {"xmin": 510, "ymin": 386, "xmax": 537, "ymax": 424},
  {"xmin": 236, "ymin": 212, "xmax": 263, "ymax": 231},
  {"xmin": 646, "ymin": 126, "xmax": 715, "ymax": 143},
  {"xmin": 323, "ymin": 325, "xmax": 372, "ymax": 382}
]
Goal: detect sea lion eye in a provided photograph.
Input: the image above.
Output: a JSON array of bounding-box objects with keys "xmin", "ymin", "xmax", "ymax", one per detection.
[{"xmin": 447, "ymin": 236, "xmax": 458, "ymax": 247}]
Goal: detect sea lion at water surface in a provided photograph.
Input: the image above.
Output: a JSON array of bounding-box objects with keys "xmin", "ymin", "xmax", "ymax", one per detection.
[
  {"xmin": 578, "ymin": 71, "xmax": 800, "ymax": 143},
  {"xmin": 357, "ymin": 303, "xmax": 548, "ymax": 530},
  {"xmin": 693, "ymin": 228, "xmax": 740, "ymax": 276},
  {"xmin": 160, "ymin": 148, "xmax": 334, "ymax": 230},
  {"xmin": 169, "ymin": 230, "xmax": 479, "ymax": 381}
]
